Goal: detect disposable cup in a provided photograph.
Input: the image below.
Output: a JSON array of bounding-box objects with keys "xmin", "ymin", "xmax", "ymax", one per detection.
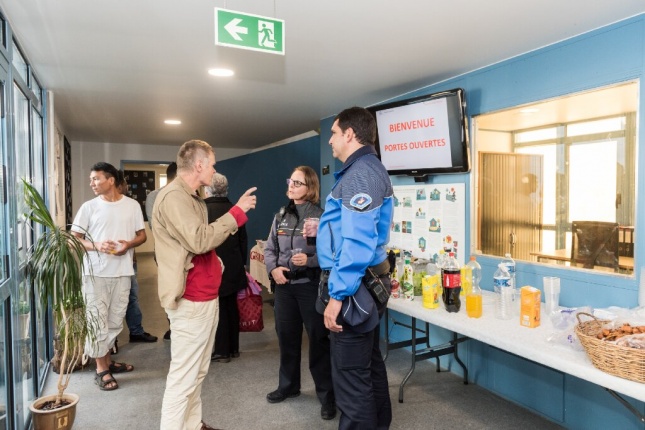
[
  {"xmin": 543, "ymin": 276, "xmax": 561, "ymax": 315},
  {"xmin": 304, "ymin": 218, "xmax": 320, "ymax": 245}
]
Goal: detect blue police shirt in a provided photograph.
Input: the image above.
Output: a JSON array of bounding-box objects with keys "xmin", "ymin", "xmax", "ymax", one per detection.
[{"xmin": 317, "ymin": 145, "xmax": 394, "ymax": 301}]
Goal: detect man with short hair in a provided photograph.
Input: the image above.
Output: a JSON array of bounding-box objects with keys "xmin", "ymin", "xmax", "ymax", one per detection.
[
  {"xmin": 317, "ymin": 107, "xmax": 394, "ymax": 429},
  {"xmin": 72, "ymin": 162, "xmax": 147, "ymax": 391},
  {"xmin": 153, "ymin": 140, "xmax": 257, "ymax": 430}
]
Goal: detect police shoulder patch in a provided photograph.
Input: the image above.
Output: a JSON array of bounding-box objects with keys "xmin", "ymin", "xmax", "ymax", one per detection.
[{"xmin": 350, "ymin": 193, "xmax": 372, "ymax": 210}]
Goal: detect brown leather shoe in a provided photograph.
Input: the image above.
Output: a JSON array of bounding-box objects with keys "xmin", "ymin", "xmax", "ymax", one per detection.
[{"xmin": 201, "ymin": 421, "xmax": 222, "ymax": 430}]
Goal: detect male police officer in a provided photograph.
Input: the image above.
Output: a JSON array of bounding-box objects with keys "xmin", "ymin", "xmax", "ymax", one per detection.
[{"xmin": 317, "ymin": 107, "xmax": 394, "ymax": 429}]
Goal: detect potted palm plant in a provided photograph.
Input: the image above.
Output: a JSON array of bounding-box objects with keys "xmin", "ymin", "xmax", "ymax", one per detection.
[{"xmin": 22, "ymin": 180, "xmax": 96, "ymax": 430}]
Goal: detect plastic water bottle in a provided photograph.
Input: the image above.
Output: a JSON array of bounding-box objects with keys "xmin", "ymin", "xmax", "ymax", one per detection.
[
  {"xmin": 436, "ymin": 250, "xmax": 447, "ymax": 273},
  {"xmin": 494, "ymin": 263, "xmax": 513, "ymax": 319},
  {"xmin": 466, "ymin": 256, "xmax": 482, "ymax": 289},
  {"xmin": 426, "ymin": 259, "xmax": 439, "ymax": 279},
  {"xmin": 441, "ymin": 252, "xmax": 461, "ymax": 312},
  {"xmin": 501, "ymin": 253, "xmax": 516, "ymax": 289}
]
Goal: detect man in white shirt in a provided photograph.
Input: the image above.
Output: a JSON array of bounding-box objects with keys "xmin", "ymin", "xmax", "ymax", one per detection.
[{"xmin": 72, "ymin": 162, "xmax": 147, "ymax": 391}]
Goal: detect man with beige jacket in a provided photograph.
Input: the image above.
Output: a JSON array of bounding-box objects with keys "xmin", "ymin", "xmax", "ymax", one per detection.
[{"xmin": 153, "ymin": 139, "xmax": 256, "ymax": 430}]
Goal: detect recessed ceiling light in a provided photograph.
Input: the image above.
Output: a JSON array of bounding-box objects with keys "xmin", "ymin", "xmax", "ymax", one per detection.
[
  {"xmin": 208, "ymin": 68, "xmax": 234, "ymax": 77},
  {"xmin": 164, "ymin": 119, "xmax": 181, "ymax": 125}
]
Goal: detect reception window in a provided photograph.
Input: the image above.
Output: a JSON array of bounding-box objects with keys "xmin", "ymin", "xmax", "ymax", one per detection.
[{"xmin": 474, "ymin": 82, "xmax": 637, "ymax": 275}]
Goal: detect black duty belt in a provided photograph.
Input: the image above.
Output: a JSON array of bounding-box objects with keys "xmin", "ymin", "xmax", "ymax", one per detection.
[{"xmin": 321, "ymin": 259, "xmax": 390, "ymax": 278}]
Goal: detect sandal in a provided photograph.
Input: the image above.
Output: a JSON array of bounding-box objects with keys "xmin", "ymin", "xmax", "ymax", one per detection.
[
  {"xmin": 109, "ymin": 361, "xmax": 134, "ymax": 373},
  {"xmin": 95, "ymin": 369, "xmax": 118, "ymax": 391}
]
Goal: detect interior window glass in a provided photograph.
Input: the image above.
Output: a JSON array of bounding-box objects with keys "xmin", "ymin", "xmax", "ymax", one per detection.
[
  {"xmin": 515, "ymin": 127, "xmax": 558, "ymax": 143},
  {"xmin": 13, "ymin": 84, "xmax": 29, "ymax": 268},
  {"xmin": 13, "ymin": 279, "xmax": 34, "ymax": 428},
  {"xmin": 10, "ymin": 40, "xmax": 27, "ymax": 84},
  {"xmin": 0, "ymin": 301, "xmax": 7, "ymax": 430},
  {"xmin": 0, "ymin": 80, "xmax": 6, "ymax": 285},
  {"xmin": 31, "ymin": 77, "xmax": 41, "ymax": 106},
  {"xmin": 569, "ymin": 140, "xmax": 618, "ymax": 222},
  {"xmin": 475, "ymin": 81, "xmax": 637, "ymax": 275}
]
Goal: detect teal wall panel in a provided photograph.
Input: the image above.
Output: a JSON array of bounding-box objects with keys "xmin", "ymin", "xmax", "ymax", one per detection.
[
  {"xmin": 216, "ymin": 135, "xmax": 320, "ymax": 260},
  {"xmin": 487, "ymin": 347, "xmax": 565, "ymax": 423},
  {"xmin": 565, "ymin": 376, "xmax": 644, "ymax": 430}
]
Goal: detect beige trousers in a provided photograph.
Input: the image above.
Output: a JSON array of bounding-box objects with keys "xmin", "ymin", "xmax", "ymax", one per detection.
[
  {"xmin": 160, "ymin": 298, "xmax": 219, "ymax": 430},
  {"xmin": 82, "ymin": 275, "xmax": 130, "ymax": 358}
]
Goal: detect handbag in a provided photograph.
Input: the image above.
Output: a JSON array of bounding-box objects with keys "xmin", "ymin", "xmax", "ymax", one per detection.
[{"xmin": 238, "ymin": 272, "xmax": 264, "ymax": 332}]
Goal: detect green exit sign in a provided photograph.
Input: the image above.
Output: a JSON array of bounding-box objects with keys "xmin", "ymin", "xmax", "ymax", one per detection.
[{"xmin": 214, "ymin": 8, "xmax": 285, "ymax": 55}]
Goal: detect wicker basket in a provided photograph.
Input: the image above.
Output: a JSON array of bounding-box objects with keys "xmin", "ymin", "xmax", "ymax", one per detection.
[{"xmin": 575, "ymin": 312, "xmax": 645, "ymax": 384}]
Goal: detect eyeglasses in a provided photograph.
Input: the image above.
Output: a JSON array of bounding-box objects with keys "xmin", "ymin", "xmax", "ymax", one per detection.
[{"xmin": 286, "ymin": 178, "xmax": 307, "ymax": 188}]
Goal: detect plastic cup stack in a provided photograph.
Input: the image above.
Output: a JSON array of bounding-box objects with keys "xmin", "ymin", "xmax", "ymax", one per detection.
[{"xmin": 543, "ymin": 276, "xmax": 561, "ymax": 315}]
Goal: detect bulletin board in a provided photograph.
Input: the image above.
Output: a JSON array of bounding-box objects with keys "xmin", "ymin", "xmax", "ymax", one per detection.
[
  {"xmin": 389, "ymin": 183, "xmax": 466, "ymax": 266},
  {"xmin": 124, "ymin": 170, "xmax": 155, "ymax": 221}
]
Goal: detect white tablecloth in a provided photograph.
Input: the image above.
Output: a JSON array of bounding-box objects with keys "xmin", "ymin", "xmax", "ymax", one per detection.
[{"xmin": 388, "ymin": 291, "xmax": 645, "ymax": 403}]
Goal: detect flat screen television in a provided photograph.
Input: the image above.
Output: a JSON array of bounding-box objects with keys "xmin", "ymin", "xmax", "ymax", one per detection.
[{"xmin": 368, "ymin": 88, "xmax": 469, "ymax": 178}]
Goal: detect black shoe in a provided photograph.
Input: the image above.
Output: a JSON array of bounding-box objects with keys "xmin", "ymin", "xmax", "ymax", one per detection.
[
  {"xmin": 129, "ymin": 332, "xmax": 158, "ymax": 343},
  {"xmin": 266, "ymin": 389, "xmax": 300, "ymax": 404},
  {"xmin": 231, "ymin": 351, "xmax": 240, "ymax": 358},
  {"xmin": 163, "ymin": 330, "xmax": 171, "ymax": 341},
  {"xmin": 211, "ymin": 353, "xmax": 230, "ymax": 363},
  {"xmin": 321, "ymin": 403, "xmax": 337, "ymax": 420}
]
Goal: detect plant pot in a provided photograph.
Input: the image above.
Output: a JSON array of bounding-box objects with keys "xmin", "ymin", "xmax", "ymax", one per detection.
[{"xmin": 29, "ymin": 393, "xmax": 79, "ymax": 430}]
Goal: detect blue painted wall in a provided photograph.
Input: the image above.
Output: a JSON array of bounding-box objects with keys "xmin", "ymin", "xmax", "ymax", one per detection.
[{"xmin": 215, "ymin": 135, "xmax": 320, "ymax": 260}]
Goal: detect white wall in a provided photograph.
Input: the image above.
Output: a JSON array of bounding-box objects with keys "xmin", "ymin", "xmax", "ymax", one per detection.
[
  {"xmin": 70, "ymin": 141, "xmax": 247, "ymax": 215},
  {"xmin": 477, "ymin": 129, "xmax": 512, "ymax": 152}
]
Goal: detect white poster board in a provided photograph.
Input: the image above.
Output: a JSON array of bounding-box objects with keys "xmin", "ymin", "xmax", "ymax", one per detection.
[{"xmin": 388, "ymin": 183, "xmax": 466, "ymax": 266}]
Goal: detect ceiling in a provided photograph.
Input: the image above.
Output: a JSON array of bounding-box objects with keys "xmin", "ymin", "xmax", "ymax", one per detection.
[
  {"xmin": 477, "ymin": 82, "xmax": 639, "ymax": 132},
  {"xmin": 0, "ymin": 1, "xmax": 643, "ymax": 150}
]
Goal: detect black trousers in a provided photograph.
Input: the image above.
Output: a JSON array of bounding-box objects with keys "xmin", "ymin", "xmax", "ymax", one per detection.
[
  {"xmin": 213, "ymin": 292, "xmax": 240, "ymax": 356},
  {"xmin": 331, "ymin": 312, "xmax": 392, "ymax": 430},
  {"xmin": 273, "ymin": 280, "xmax": 334, "ymax": 405}
]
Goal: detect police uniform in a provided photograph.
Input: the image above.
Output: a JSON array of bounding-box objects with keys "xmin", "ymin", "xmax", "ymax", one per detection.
[
  {"xmin": 317, "ymin": 145, "xmax": 394, "ymax": 429},
  {"xmin": 264, "ymin": 201, "xmax": 334, "ymax": 407}
]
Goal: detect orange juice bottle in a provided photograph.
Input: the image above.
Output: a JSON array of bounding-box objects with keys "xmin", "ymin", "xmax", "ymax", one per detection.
[{"xmin": 466, "ymin": 283, "xmax": 482, "ymax": 318}]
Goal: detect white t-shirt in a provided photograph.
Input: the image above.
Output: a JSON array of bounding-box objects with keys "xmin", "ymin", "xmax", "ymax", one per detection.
[{"xmin": 72, "ymin": 196, "xmax": 145, "ymax": 277}]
